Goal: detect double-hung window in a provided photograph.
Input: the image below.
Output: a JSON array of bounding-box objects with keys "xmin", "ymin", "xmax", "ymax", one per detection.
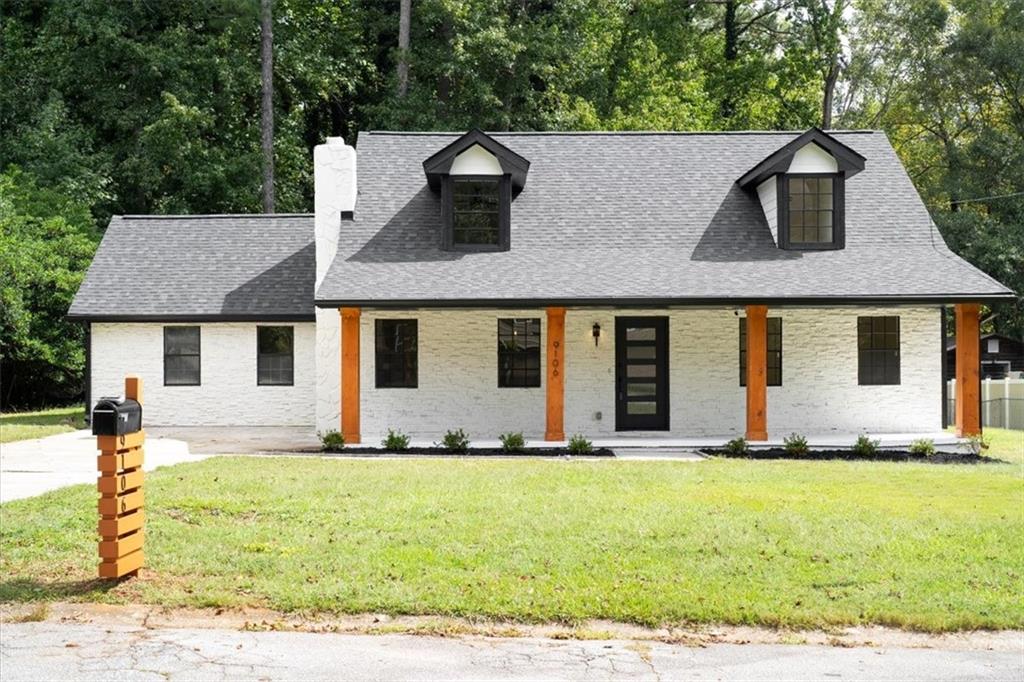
[
  {"xmin": 858, "ymin": 316, "xmax": 900, "ymax": 385},
  {"xmin": 257, "ymin": 326, "xmax": 294, "ymax": 386},
  {"xmin": 442, "ymin": 176, "xmax": 511, "ymax": 251},
  {"xmin": 739, "ymin": 317, "xmax": 783, "ymax": 386},
  {"xmin": 164, "ymin": 326, "xmax": 200, "ymax": 386},
  {"xmin": 375, "ymin": 320, "xmax": 418, "ymax": 388},
  {"xmin": 779, "ymin": 174, "xmax": 845, "ymax": 250},
  {"xmin": 453, "ymin": 179, "xmax": 500, "ymax": 246},
  {"xmin": 498, "ymin": 318, "xmax": 541, "ymax": 388}
]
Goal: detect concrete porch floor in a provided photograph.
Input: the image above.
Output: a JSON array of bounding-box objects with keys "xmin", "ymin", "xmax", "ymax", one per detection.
[{"xmin": 147, "ymin": 427, "xmax": 967, "ymax": 454}]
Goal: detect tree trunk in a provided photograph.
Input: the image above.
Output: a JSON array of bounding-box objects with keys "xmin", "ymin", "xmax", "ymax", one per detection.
[
  {"xmin": 821, "ymin": 60, "xmax": 839, "ymax": 129},
  {"xmin": 436, "ymin": 15, "xmax": 452, "ymax": 119},
  {"xmin": 720, "ymin": 0, "xmax": 739, "ymax": 121},
  {"xmin": 260, "ymin": 0, "xmax": 275, "ymax": 213},
  {"xmin": 397, "ymin": 0, "xmax": 411, "ymax": 98}
]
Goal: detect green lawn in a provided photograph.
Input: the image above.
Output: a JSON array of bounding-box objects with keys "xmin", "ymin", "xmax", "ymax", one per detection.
[
  {"xmin": 1, "ymin": 428, "xmax": 1021, "ymax": 632},
  {"xmin": 0, "ymin": 406, "xmax": 85, "ymax": 444}
]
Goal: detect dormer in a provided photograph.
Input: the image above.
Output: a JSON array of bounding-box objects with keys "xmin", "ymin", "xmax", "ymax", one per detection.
[
  {"xmin": 423, "ymin": 129, "xmax": 530, "ymax": 252},
  {"xmin": 738, "ymin": 128, "xmax": 865, "ymax": 251}
]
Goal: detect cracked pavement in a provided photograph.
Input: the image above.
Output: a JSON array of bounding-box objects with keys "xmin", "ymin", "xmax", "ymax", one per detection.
[{"xmin": 2, "ymin": 621, "xmax": 1021, "ymax": 681}]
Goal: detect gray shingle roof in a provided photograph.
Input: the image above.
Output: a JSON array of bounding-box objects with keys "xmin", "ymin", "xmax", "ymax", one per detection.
[
  {"xmin": 69, "ymin": 214, "xmax": 314, "ymax": 320},
  {"xmin": 316, "ymin": 130, "xmax": 1013, "ymax": 305}
]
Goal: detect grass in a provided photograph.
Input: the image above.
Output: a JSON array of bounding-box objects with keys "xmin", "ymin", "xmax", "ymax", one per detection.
[
  {"xmin": 0, "ymin": 406, "xmax": 85, "ymax": 444},
  {"xmin": 0, "ymin": 428, "xmax": 1021, "ymax": 632}
]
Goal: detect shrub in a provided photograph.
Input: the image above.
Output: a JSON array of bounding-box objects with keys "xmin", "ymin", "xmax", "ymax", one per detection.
[
  {"xmin": 724, "ymin": 437, "xmax": 749, "ymax": 456},
  {"xmin": 382, "ymin": 429, "xmax": 411, "ymax": 452},
  {"xmin": 439, "ymin": 428, "xmax": 470, "ymax": 453},
  {"xmin": 499, "ymin": 431, "xmax": 526, "ymax": 453},
  {"xmin": 783, "ymin": 433, "xmax": 809, "ymax": 456},
  {"xmin": 852, "ymin": 434, "xmax": 880, "ymax": 456},
  {"xmin": 319, "ymin": 430, "xmax": 344, "ymax": 452},
  {"xmin": 909, "ymin": 438, "xmax": 936, "ymax": 457},
  {"xmin": 566, "ymin": 434, "xmax": 593, "ymax": 455},
  {"xmin": 962, "ymin": 433, "xmax": 990, "ymax": 456}
]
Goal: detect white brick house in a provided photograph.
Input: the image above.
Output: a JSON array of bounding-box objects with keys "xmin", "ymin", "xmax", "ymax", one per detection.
[{"xmin": 70, "ymin": 128, "xmax": 1013, "ymax": 445}]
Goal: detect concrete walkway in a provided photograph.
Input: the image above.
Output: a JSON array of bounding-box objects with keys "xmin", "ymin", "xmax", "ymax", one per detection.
[
  {"xmin": 0, "ymin": 430, "xmax": 207, "ymax": 504},
  {"xmin": 2, "ymin": 621, "xmax": 1020, "ymax": 681}
]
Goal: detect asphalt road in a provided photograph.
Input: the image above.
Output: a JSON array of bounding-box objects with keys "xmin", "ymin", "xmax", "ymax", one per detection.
[{"xmin": 2, "ymin": 622, "xmax": 1021, "ymax": 681}]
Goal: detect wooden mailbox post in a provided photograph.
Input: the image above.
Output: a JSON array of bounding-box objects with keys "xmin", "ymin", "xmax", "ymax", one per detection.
[{"xmin": 96, "ymin": 376, "xmax": 146, "ymax": 579}]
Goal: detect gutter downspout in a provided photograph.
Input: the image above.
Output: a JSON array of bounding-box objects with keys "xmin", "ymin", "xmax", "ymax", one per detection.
[
  {"xmin": 940, "ymin": 306, "xmax": 948, "ymax": 429},
  {"xmin": 84, "ymin": 322, "xmax": 92, "ymax": 425}
]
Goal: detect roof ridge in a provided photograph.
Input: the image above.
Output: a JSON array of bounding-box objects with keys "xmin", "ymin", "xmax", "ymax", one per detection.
[
  {"xmin": 364, "ymin": 129, "xmax": 880, "ymax": 136},
  {"xmin": 119, "ymin": 213, "xmax": 314, "ymax": 219}
]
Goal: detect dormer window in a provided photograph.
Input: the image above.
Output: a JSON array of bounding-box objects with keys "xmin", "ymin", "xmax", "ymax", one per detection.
[
  {"xmin": 452, "ymin": 178, "xmax": 502, "ymax": 247},
  {"xmin": 780, "ymin": 174, "xmax": 843, "ymax": 248},
  {"xmin": 423, "ymin": 129, "xmax": 529, "ymax": 253},
  {"xmin": 738, "ymin": 128, "xmax": 864, "ymax": 252}
]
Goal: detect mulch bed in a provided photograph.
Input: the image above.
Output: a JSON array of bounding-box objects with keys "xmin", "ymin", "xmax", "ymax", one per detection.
[
  {"xmin": 701, "ymin": 449, "xmax": 997, "ymax": 464},
  {"xmin": 320, "ymin": 447, "xmax": 615, "ymax": 457}
]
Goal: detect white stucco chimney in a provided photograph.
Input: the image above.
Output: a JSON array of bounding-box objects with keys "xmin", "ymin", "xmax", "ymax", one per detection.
[
  {"xmin": 313, "ymin": 136, "xmax": 357, "ymax": 287},
  {"xmin": 313, "ymin": 136, "xmax": 356, "ymax": 435}
]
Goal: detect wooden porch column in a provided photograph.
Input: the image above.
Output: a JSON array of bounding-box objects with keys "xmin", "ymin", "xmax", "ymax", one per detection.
[
  {"xmin": 745, "ymin": 305, "xmax": 768, "ymax": 441},
  {"xmin": 954, "ymin": 303, "xmax": 981, "ymax": 437},
  {"xmin": 340, "ymin": 307, "xmax": 361, "ymax": 444},
  {"xmin": 545, "ymin": 307, "xmax": 566, "ymax": 441}
]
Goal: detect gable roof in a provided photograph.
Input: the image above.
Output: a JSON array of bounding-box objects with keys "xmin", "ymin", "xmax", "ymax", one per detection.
[
  {"xmin": 315, "ymin": 130, "xmax": 1013, "ymax": 307},
  {"xmin": 422, "ymin": 128, "xmax": 531, "ymax": 191},
  {"xmin": 69, "ymin": 214, "xmax": 314, "ymax": 321},
  {"xmin": 737, "ymin": 127, "xmax": 866, "ymax": 188}
]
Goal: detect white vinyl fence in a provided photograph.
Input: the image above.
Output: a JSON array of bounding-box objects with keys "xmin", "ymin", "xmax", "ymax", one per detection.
[{"xmin": 946, "ymin": 378, "xmax": 1024, "ymax": 430}]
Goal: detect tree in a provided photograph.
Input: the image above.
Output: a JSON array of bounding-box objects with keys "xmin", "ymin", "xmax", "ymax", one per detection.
[
  {"xmin": 0, "ymin": 168, "xmax": 99, "ymax": 408},
  {"xmin": 792, "ymin": 0, "xmax": 848, "ymax": 128},
  {"xmin": 397, "ymin": 0, "xmax": 411, "ymax": 97},
  {"xmin": 261, "ymin": 0, "xmax": 275, "ymax": 212}
]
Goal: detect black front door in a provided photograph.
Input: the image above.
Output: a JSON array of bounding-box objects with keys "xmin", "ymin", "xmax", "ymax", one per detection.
[{"xmin": 615, "ymin": 317, "xmax": 669, "ymax": 431}]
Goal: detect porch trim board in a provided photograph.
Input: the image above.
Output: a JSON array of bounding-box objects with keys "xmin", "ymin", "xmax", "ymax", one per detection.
[
  {"xmin": 954, "ymin": 302, "xmax": 981, "ymax": 437},
  {"xmin": 340, "ymin": 307, "xmax": 361, "ymax": 444},
  {"xmin": 745, "ymin": 304, "xmax": 768, "ymax": 441},
  {"xmin": 545, "ymin": 307, "xmax": 566, "ymax": 441}
]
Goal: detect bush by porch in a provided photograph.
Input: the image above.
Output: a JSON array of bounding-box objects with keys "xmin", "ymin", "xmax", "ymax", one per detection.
[{"xmin": 1, "ymin": 428, "xmax": 1021, "ymax": 632}]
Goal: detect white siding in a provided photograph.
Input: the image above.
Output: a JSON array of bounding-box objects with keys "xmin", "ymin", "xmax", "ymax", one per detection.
[
  {"xmin": 788, "ymin": 143, "xmax": 839, "ymax": 173},
  {"xmin": 449, "ymin": 144, "xmax": 502, "ymax": 175},
  {"xmin": 348, "ymin": 306, "xmax": 941, "ymax": 441},
  {"xmin": 360, "ymin": 310, "xmax": 547, "ymax": 440},
  {"xmin": 91, "ymin": 322, "xmax": 316, "ymax": 426},
  {"xmin": 755, "ymin": 177, "xmax": 778, "ymax": 244}
]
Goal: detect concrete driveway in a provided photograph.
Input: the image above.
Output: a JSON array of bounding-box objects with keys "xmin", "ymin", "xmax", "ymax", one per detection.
[
  {"xmin": 0, "ymin": 430, "xmax": 208, "ymax": 503},
  {"xmin": 2, "ymin": 621, "xmax": 1021, "ymax": 681}
]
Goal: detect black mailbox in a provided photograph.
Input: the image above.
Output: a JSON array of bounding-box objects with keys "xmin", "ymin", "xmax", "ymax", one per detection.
[{"xmin": 91, "ymin": 397, "xmax": 143, "ymax": 436}]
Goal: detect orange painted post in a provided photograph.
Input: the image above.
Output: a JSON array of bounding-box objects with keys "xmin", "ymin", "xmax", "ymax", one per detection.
[
  {"xmin": 97, "ymin": 375, "xmax": 145, "ymax": 580},
  {"xmin": 545, "ymin": 307, "xmax": 566, "ymax": 441},
  {"xmin": 955, "ymin": 303, "xmax": 981, "ymax": 437},
  {"xmin": 745, "ymin": 305, "xmax": 768, "ymax": 441},
  {"xmin": 340, "ymin": 307, "xmax": 361, "ymax": 444}
]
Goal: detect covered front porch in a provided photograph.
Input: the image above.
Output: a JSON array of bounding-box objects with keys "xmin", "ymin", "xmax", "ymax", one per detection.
[{"xmin": 327, "ymin": 303, "xmax": 984, "ymax": 446}]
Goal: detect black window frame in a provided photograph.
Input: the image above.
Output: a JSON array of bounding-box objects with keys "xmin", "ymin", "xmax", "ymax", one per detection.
[
  {"xmin": 163, "ymin": 326, "xmax": 201, "ymax": 386},
  {"xmin": 858, "ymin": 316, "xmax": 901, "ymax": 385},
  {"xmin": 257, "ymin": 326, "xmax": 295, "ymax": 386},
  {"xmin": 739, "ymin": 317, "xmax": 783, "ymax": 387},
  {"xmin": 497, "ymin": 318, "xmax": 542, "ymax": 388},
  {"xmin": 778, "ymin": 173, "xmax": 845, "ymax": 250},
  {"xmin": 375, "ymin": 319, "xmax": 418, "ymax": 389},
  {"xmin": 441, "ymin": 174, "xmax": 511, "ymax": 252}
]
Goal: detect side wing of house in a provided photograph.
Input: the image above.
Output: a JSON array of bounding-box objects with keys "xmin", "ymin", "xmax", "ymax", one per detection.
[{"xmin": 68, "ymin": 214, "xmax": 317, "ymax": 427}]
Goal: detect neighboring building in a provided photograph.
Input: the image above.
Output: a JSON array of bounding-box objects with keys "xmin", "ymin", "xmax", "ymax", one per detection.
[
  {"xmin": 947, "ymin": 333, "xmax": 1024, "ymax": 380},
  {"xmin": 69, "ymin": 128, "xmax": 1014, "ymax": 442}
]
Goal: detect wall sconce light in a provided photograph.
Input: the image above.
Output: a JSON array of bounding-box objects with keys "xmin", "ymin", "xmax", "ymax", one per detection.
[{"xmin": 592, "ymin": 322, "xmax": 601, "ymax": 347}]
